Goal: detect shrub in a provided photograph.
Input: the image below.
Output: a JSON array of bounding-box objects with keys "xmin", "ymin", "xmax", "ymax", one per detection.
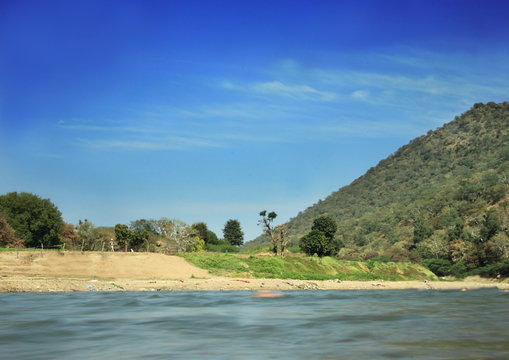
[
  {"xmin": 300, "ymin": 216, "xmax": 339, "ymax": 257},
  {"xmin": 469, "ymin": 259, "xmax": 509, "ymax": 278},
  {"xmin": 449, "ymin": 261, "xmax": 468, "ymax": 278},
  {"xmin": 300, "ymin": 230, "xmax": 337, "ymax": 257},
  {"xmin": 206, "ymin": 242, "xmax": 239, "ymax": 253},
  {"xmin": 361, "ymin": 250, "xmax": 379, "ymax": 260},
  {"xmin": 422, "ymin": 258, "xmax": 453, "ymax": 277}
]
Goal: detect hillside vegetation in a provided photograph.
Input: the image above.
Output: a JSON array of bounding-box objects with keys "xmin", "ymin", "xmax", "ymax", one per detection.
[{"xmin": 248, "ymin": 102, "xmax": 509, "ymax": 276}]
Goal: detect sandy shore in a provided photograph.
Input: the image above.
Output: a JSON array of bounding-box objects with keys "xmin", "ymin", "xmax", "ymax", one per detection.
[
  {"xmin": 1, "ymin": 251, "xmax": 507, "ymax": 292},
  {"xmin": 1, "ymin": 275, "xmax": 508, "ymax": 293}
]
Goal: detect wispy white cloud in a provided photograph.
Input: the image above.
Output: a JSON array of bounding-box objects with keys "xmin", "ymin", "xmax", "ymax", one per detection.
[
  {"xmin": 252, "ymin": 81, "xmax": 336, "ymax": 101},
  {"xmin": 60, "ymin": 123, "xmax": 160, "ymax": 134},
  {"xmin": 221, "ymin": 79, "xmax": 336, "ymax": 102},
  {"xmin": 62, "ymin": 119, "xmax": 227, "ymax": 151},
  {"xmin": 219, "ymin": 80, "xmax": 239, "ymax": 90},
  {"xmin": 310, "ymin": 120, "xmax": 428, "ymax": 139},
  {"xmin": 309, "ymin": 50, "xmax": 509, "ymax": 105},
  {"xmin": 77, "ymin": 135, "xmax": 224, "ymax": 151},
  {"xmin": 351, "ymin": 90, "xmax": 369, "ymax": 100}
]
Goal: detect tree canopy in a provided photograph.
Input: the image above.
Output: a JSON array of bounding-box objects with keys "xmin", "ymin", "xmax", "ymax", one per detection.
[
  {"xmin": 223, "ymin": 219, "xmax": 244, "ymax": 246},
  {"xmin": 192, "ymin": 222, "xmax": 220, "ymax": 245},
  {"xmin": 300, "ymin": 216, "xmax": 339, "ymax": 257},
  {"xmin": 0, "ymin": 192, "xmax": 63, "ymax": 248}
]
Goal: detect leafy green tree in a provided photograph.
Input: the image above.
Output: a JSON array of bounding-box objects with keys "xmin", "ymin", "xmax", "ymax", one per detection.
[
  {"xmin": 206, "ymin": 230, "xmax": 219, "ymax": 245},
  {"xmin": 447, "ymin": 220, "xmax": 466, "ymax": 242},
  {"xmin": 193, "ymin": 222, "xmax": 220, "ymax": 245},
  {"xmin": 422, "ymin": 258, "xmax": 453, "ymax": 277},
  {"xmin": 76, "ymin": 220, "xmax": 108, "ymax": 251},
  {"xmin": 223, "ymin": 219, "xmax": 244, "ymax": 246},
  {"xmin": 300, "ymin": 216, "xmax": 339, "ymax": 257},
  {"xmin": 300, "ymin": 230, "xmax": 332, "ymax": 257},
  {"xmin": 114, "ymin": 224, "xmax": 131, "ymax": 252},
  {"xmin": 130, "ymin": 229, "xmax": 149, "ymax": 251},
  {"xmin": 480, "ymin": 210, "xmax": 501, "ymax": 242},
  {"xmin": 455, "ymin": 180, "xmax": 482, "ymax": 202},
  {"xmin": 0, "ymin": 192, "xmax": 63, "ymax": 248},
  {"xmin": 311, "ymin": 216, "xmax": 338, "ymax": 239},
  {"xmin": 129, "ymin": 219, "xmax": 163, "ymax": 252},
  {"xmin": 416, "ymin": 230, "xmax": 449, "ymax": 259},
  {"xmin": 130, "ymin": 219, "xmax": 159, "ymax": 235},
  {"xmin": 413, "ymin": 217, "xmax": 433, "ymax": 244},
  {"xmin": 450, "ymin": 239, "xmax": 480, "ymax": 269},
  {"xmin": 485, "ymin": 232, "xmax": 509, "ymax": 262}
]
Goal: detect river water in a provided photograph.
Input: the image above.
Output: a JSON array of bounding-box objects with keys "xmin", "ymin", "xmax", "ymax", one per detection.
[{"xmin": 1, "ymin": 289, "xmax": 508, "ymax": 359}]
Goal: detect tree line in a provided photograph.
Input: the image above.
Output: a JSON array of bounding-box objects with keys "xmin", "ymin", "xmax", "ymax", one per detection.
[
  {"xmin": 0, "ymin": 190, "xmax": 337, "ymax": 258},
  {"xmin": 0, "ymin": 192, "xmax": 245, "ymax": 253}
]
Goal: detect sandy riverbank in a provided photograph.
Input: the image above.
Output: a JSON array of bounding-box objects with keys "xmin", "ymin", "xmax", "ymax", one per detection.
[
  {"xmin": 1, "ymin": 275, "xmax": 508, "ymax": 293},
  {"xmin": 1, "ymin": 251, "xmax": 507, "ymax": 292}
]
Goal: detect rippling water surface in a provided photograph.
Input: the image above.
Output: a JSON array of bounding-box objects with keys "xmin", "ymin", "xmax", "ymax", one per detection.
[{"xmin": 1, "ymin": 289, "xmax": 508, "ymax": 359}]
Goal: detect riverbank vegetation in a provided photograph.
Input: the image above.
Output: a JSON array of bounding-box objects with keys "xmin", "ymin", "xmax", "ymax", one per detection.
[{"xmin": 180, "ymin": 253, "xmax": 438, "ymax": 281}]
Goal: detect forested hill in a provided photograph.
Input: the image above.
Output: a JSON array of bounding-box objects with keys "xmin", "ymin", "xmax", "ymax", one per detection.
[{"xmin": 250, "ymin": 102, "xmax": 509, "ymax": 265}]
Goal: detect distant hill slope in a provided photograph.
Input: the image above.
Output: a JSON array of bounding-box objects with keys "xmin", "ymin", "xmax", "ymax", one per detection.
[{"xmin": 247, "ymin": 102, "xmax": 509, "ymax": 265}]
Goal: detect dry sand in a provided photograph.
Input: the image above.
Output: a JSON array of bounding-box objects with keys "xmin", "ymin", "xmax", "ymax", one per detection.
[{"xmin": 1, "ymin": 251, "xmax": 507, "ymax": 293}]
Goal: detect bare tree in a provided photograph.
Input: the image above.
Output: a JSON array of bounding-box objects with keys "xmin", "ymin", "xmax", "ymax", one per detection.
[
  {"xmin": 157, "ymin": 218, "xmax": 201, "ymax": 253},
  {"xmin": 276, "ymin": 224, "xmax": 288, "ymax": 255},
  {"xmin": 258, "ymin": 210, "xmax": 287, "ymax": 256}
]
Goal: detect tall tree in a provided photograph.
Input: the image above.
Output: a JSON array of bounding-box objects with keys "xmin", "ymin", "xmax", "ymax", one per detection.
[
  {"xmin": 114, "ymin": 224, "xmax": 131, "ymax": 252},
  {"xmin": 0, "ymin": 192, "xmax": 63, "ymax": 248},
  {"xmin": 223, "ymin": 219, "xmax": 244, "ymax": 246},
  {"xmin": 130, "ymin": 229, "xmax": 150, "ymax": 252}
]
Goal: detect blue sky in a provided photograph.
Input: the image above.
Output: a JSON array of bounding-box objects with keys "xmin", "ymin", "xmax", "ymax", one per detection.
[{"xmin": 1, "ymin": 0, "xmax": 508, "ymax": 240}]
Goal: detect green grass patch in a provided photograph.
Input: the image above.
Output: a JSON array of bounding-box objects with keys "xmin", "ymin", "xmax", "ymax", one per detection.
[
  {"xmin": 180, "ymin": 253, "xmax": 249, "ymax": 276},
  {"xmin": 181, "ymin": 253, "xmax": 438, "ymax": 281}
]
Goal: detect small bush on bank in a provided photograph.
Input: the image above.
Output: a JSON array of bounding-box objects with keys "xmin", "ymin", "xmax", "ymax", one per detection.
[
  {"xmin": 206, "ymin": 243, "xmax": 239, "ymax": 253},
  {"xmin": 421, "ymin": 258, "xmax": 469, "ymax": 278},
  {"xmin": 469, "ymin": 259, "xmax": 509, "ymax": 277},
  {"xmin": 422, "ymin": 258, "xmax": 454, "ymax": 277}
]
